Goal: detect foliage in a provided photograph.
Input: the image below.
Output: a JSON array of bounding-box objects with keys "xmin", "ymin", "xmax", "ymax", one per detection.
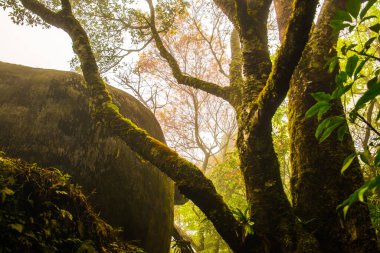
[
  {"xmin": 174, "ymin": 150, "xmax": 245, "ymax": 252},
  {"xmin": 0, "ymin": 151, "xmax": 143, "ymax": 253},
  {"xmin": 306, "ymin": 0, "xmax": 380, "ymax": 215}
]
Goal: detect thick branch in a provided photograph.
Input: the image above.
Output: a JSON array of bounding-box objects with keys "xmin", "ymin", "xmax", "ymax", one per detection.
[
  {"xmin": 274, "ymin": 0, "xmax": 293, "ymax": 42},
  {"xmin": 235, "ymin": 0, "xmax": 272, "ymax": 101},
  {"xmin": 250, "ymin": 0, "xmax": 319, "ymax": 119},
  {"xmin": 212, "ymin": 0, "xmax": 236, "ymax": 27},
  {"xmin": 146, "ymin": 0, "xmax": 235, "ymax": 105},
  {"xmin": 19, "ymin": 0, "xmax": 243, "ymax": 250}
]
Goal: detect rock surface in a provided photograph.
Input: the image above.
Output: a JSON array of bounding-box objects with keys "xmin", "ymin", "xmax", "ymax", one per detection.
[{"xmin": 0, "ymin": 62, "xmax": 174, "ymax": 253}]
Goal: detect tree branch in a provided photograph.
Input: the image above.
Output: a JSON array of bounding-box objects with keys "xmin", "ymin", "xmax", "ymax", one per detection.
[
  {"xmin": 250, "ymin": 0, "xmax": 319, "ymax": 119},
  {"xmin": 19, "ymin": 0, "xmax": 243, "ymax": 250},
  {"xmin": 212, "ymin": 0, "xmax": 236, "ymax": 27},
  {"xmin": 146, "ymin": 0, "xmax": 235, "ymax": 105}
]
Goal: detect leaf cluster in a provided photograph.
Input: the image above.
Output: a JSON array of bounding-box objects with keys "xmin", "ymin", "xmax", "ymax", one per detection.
[{"xmin": 306, "ymin": 0, "xmax": 380, "ymax": 217}]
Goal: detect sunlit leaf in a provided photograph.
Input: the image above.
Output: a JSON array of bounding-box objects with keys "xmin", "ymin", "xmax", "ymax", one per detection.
[
  {"xmin": 341, "ymin": 153, "xmax": 356, "ymax": 174},
  {"xmin": 9, "ymin": 223, "xmax": 23, "ymax": 233},
  {"xmin": 360, "ymin": 0, "xmax": 377, "ymax": 19}
]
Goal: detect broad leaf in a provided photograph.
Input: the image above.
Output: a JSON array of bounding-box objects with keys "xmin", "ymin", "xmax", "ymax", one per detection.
[
  {"xmin": 346, "ymin": 0, "xmax": 361, "ymax": 19},
  {"xmin": 345, "ymin": 55, "xmax": 359, "ymax": 77},
  {"xmin": 337, "ymin": 124, "xmax": 348, "ymax": 141},
  {"xmin": 354, "ymin": 83, "xmax": 380, "ymax": 112},
  {"xmin": 305, "ymin": 101, "xmax": 330, "ymax": 118},
  {"xmin": 334, "ymin": 10, "xmax": 353, "ymax": 23},
  {"xmin": 369, "ymin": 24, "xmax": 380, "ymax": 33},
  {"xmin": 311, "ymin": 92, "xmax": 332, "ymax": 102},
  {"xmin": 360, "ymin": 0, "xmax": 377, "ymax": 19},
  {"xmin": 315, "ymin": 118, "xmax": 331, "ymax": 139}
]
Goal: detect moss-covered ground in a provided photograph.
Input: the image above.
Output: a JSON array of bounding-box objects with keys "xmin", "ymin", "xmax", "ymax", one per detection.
[{"xmin": 0, "ymin": 151, "xmax": 144, "ymax": 253}]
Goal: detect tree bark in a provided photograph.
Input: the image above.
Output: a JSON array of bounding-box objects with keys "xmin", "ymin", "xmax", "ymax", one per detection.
[{"xmin": 288, "ymin": 0, "xmax": 379, "ymax": 252}]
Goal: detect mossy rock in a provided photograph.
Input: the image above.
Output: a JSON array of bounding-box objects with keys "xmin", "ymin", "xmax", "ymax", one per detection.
[
  {"xmin": 0, "ymin": 62, "xmax": 174, "ymax": 253},
  {"xmin": 0, "ymin": 151, "xmax": 144, "ymax": 253}
]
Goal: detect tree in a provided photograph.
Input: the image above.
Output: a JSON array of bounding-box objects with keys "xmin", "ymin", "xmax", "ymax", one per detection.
[{"xmin": 1, "ymin": 0, "xmax": 378, "ymax": 252}]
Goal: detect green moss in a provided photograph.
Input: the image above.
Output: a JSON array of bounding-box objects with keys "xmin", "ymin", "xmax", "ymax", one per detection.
[{"xmin": 0, "ymin": 151, "xmax": 144, "ymax": 253}]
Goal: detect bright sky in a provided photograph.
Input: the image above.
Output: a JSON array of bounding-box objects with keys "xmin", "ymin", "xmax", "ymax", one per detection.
[{"xmin": 0, "ymin": 10, "xmax": 74, "ymax": 71}]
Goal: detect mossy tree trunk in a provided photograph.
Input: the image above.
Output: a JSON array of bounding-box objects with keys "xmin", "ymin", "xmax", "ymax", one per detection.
[{"xmin": 282, "ymin": 0, "xmax": 379, "ymax": 252}]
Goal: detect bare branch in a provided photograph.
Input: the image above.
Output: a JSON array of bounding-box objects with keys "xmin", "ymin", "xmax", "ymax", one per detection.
[{"xmin": 146, "ymin": 0, "xmax": 235, "ymax": 105}]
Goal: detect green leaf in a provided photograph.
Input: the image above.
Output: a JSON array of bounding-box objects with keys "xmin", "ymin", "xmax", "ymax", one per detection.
[
  {"xmin": 374, "ymin": 151, "xmax": 380, "ymax": 167},
  {"xmin": 369, "ymin": 24, "xmax": 380, "ymax": 33},
  {"xmin": 367, "ymin": 76, "xmax": 378, "ymax": 89},
  {"xmin": 359, "ymin": 148, "xmax": 371, "ymax": 165},
  {"xmin": 358, "ymin": 185, "xmax": 369, "ymax": 202},
  {"xmin": 360, "ymin": 0, "xmax": 377, "ymax": 19},
  {"xmin": 341, "ymin": 153, "xmax": 356, "ymax": 174},
  {"xmin": 334, "ymin": 10, "xmax": 353, "ymax": 23},
  {"xmin": 364, "ymin": 37, "xmax": 376, "ymax": 49},
  {"xmin": 346, "ymin": 0, "xmax": 361, "ymax": 19},
  {"xmin": 345, "ymin": 55, "xmax": 359, "ymax": 77},
  {"xmin": 342, "ymin": 205, "xmax": 350, "ymax": 219},
  {"xmin": 305, "ymin": 101, "xmax": 330, "ymax": 118},
  {"xmin": 335, "ymin": 71, "xmax": 348, "ymax": 85},
  {"xmin": 332, "ymin": 83, "xmax": 353, "ymax": 99},
  {"xmin": 354, "ymin": 59, "xmax": 368, "ymax": 77},
  {"xmin": 9, "ymin": 223, "xmax": 23, "ymax": 233},
  {"xmin": 319, "ymin": 117, "xmax": 345, "ymax": 143},
  {"xmin": 360, "ymin": 15, "xmax": 378, "ymax": 23},
  {"xmin": 354, "ymin": 83, "xmax": 380, "ymax": 111},
  {"xmin": 337, "ymin": 124, "xmax": 348, "ymax": 141},
  {"xmin": 330, "ymin": 20, "xmax": 352, "ymax": 32},
  {"xmin": 311, "ymin": 92, "xmax": 332, "ymax": 102},
  {"xmin": 317, "ymin": 103, "xmax": 331, "ymax": 121},
  {"xmin": 315, "ymin": 118, "xmax": 331, "ymax": 139},
  {"xmin": 328, "ymin": 56, "xmax": 339, "ymax": 73}
]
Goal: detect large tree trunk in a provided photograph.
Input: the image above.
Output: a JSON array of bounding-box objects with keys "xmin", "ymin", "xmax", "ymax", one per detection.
[{"xmin": 287, "ymin": 0, "xmax": 379, "ymax": 252}]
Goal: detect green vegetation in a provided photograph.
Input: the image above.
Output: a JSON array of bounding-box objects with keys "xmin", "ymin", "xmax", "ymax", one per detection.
[
  {"xmin": 0, "ymin": 151, "xmax": 143, "ymax": 253},
  {"xmin": 306, "ymin": 0, "xmax": 380, "ymax": 220}
]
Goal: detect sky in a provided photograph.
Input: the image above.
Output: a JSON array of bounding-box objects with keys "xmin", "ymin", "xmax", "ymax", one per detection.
[{"xmin": 0, "ymin": 10, "xmax": 74, "ymax": 71}]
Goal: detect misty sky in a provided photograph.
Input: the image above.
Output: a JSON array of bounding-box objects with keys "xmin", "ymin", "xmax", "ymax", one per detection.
[{"xmin": 0, "ymin": 10, "xmax": 74, "ymax": 71}]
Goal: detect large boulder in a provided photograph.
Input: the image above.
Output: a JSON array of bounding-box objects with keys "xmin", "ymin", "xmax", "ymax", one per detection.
[{"xmin": 0, "ymin": 62, "xmax": 174, "ymax": 253}]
